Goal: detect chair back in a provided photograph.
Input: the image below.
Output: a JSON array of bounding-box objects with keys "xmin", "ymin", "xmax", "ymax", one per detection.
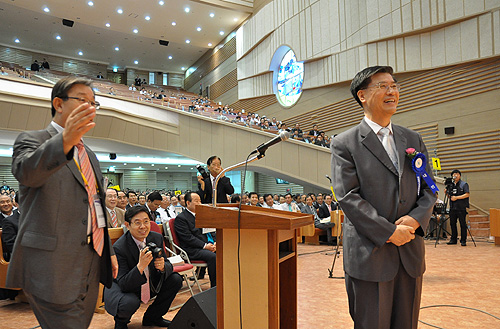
[
  {"xmin": 150, "ymin": 221, "xmax": 162, "ymax": 234},
  {"xmin": 108, "ymin": 227, "xmax": 125, "ymax": 245},
  {"xmin": 168, "ymin": 217, "xmax": 181, "ymax": 246}
]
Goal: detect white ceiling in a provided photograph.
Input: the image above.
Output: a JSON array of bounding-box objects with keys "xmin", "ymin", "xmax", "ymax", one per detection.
[{"xmin": 0, "ymin": 0, "xmax": 251, "ymax": 74}]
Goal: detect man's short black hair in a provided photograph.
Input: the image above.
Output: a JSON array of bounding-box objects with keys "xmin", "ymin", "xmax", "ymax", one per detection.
[
  {"xmin": 451, "ymin": 169, "xmax": 462, "ymax": 176},
  {"xmin": 51, "ymin": 76, "xmax": 94, "ymax": 117},
  {"xmin": 285, "ymin": 193, "xmax": 292, "ymax": 198},
  {"xmin": 184, "ymin": 191, "xmax": 197, "ymax": 204},
  {"xmin": 207, "ymin": 155, "xmax": 221, "ymax": 166},
  {"xmin": 125, "ymin": 205, "xmax": 152, "ymax": 223},
  {"xmin": 147, "ymin": 191, "xmax": 162, "ymax": 202},
  {"xmin": 263, "ymin": 193, "xmax": 273, "ymax": 201},
  {"xmin": 248, "ymin": 192, "xmax": 258, "ymax": 199},
  {"xmin": 106, "ymin": 188, "xmax": 118, "ymax": 196},
  {"xmin": 14, "ymin": 193, "xmax": 19, "ymax": 204},
  {"xmin": 350, "ymin": 66, "xmax": 396, "ymax": 108},
  {"xmin": 231, "ymin": 194, "xmax": 241, "ymax": 203},
  {"xmin": 126, "ymin": 190, "xmax": 136, "ymax": 198}
]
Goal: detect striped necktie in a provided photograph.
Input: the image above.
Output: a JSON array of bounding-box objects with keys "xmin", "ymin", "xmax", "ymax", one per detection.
[
  {"xmin": 110, "ymin": 210, "xmax": 118, "ymax": 227},
  {"xmin": 76, "ymin": 142, "xmax": 104, "ymax": 256}
]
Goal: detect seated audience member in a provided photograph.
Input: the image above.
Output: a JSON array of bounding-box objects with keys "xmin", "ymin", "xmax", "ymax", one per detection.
[
  {"xmin": 41, "ymin": 58, "xmax": 50, "ymax": 70},
  {"xmin": 146, "ymin": 192, "xmax": 162, "ymax": 222},
  {"xmin": 318, "ymin": 194, "xmax": 338, "ymax": 219},
  {"xmin": 263, "ymin": 193, "xmax": 281, "ymax": 210},
  {"xmin": 314, "ymin": 194, "xmax": 324, "ymax": 211},
  {"xmin": 258, "ymin": 195, "xmax": 265, "ymax": 206},
  {"xmin": 128, "ymin": 84, "xmax": 137, "ymax": 91},
  {"xmin": 302, "ymin": 195, "xmax": 335, "ymax": 244},
  {"xmin": 30, "ymin": 60, "xmax": 40, "ymax": 72},
  {"xmin": 279, "ymin": 195, "xmax": 286, "ymax": 204},
  {"xmin": 104, "ymin": 206, "xmax": 182, "ymax": 328},
  {"xmin": 117, "ymin": 191, "xmax": 128, "ymax": 211},
  {"xmin": 0, "ymin": 194, "xmax": 17, "ymax": 226},
  {"xmin": 281, "ymin": 193, "xmax": 300, "ymax": 212},
  {"xmin": 126, "ymin": 191, "xmax": 139, "ymax": 209},
  {"xmin": 157, "ymin": 194, "xmax": 175, "ymax": 222},
  {"xmin": 248, "ymin": 192, "xmax": 261, "ymax": 207},
  {"xmin": 291, "ymin": 124, "xmax": 303, "ymax": 138},
  {"xmin": 174, "ymin": 192, "xmax": 216, "ymax": 287},
  {"xmin": 109, "ymin": 87, "xmax": 116, "ymax": 96},
  {"xmin": 97, "ymin": 72, "xmax": 104, "ymax": 79},
  {"xmin": 230, "ymin": 194, "xmax": 241, "ymax": 204},
  {"xmin": 138, "ymin": 195, "xmax": 146, "ymax": 206},
  {"xmin": 105, "ymin": 188, "xmax": 125, "ymax": 228},
  {"xmin": 178, "ymin": 194, "xmax": 186, "ymax": 209},
  {"xmin": 0, "ymin": 67, "xmax": 8, "ymax": 75},
  {"xmin": 2, "ymin": 194, "xmax": 20, "ymax": 261},
  {"xmin": 279, "ymin": 123, "xmax": 288, "ymax": 133},
  {"xmin": 241, "ymin": 193, "xmax": 249, "ymax": 205},
  {"xmin": 273, "ymin": 194, "xmax": 280, "ymax": 204},
  {"xmin": 309, "ymin": 124, "xmax": 320, "ymax": 139}
]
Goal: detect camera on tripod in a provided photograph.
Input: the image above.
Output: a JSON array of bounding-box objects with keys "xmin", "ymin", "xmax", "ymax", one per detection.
[{"xmin": 444, "ymin": 177, "xmax": 454, "ymax": 195}]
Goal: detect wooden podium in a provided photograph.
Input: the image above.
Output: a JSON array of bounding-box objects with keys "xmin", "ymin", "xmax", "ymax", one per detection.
[{"xmin": 196, "ymin": 204, "xmax": 313, "ymax": 329}]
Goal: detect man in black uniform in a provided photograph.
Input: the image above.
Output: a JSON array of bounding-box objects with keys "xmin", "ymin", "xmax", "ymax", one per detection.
[{"xmin": 446, "ymin": 169, "xmax": 470, "ymax": 246}]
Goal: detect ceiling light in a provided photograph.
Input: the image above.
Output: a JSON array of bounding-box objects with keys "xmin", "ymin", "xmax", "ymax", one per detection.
[
  {"xmin": 159, "ymin": 1, "xmax": 164, "ymax": 5},
  {"xmin": 113, "ymin": 68, "xmax": 117, "ymax": 72},
  {"xmin": 181, "ymin": 67, "xmax": 185, "ymax": 70},
  {"xmin": 105, "ymin": 23, "xmax": 110, "ymax": 27},
  {"xmin": 133, "ymin": 28, "xmax": 138, "ymax": 33},
  {"xmin": 209, "ymin": 13, "xmax": 215, "ymax": 18},
  {"xmin": 184, "ymin": 7, "xmax": 190, "ymax": 13},
  {"xmin": 234, "ymin": 17, "xmax": 238, "ymax": 22},
  {"xmin": 171, "ymin": 22, "xmax": 176, "ymax": 26},
  {"xmin": 78, "ymin": 51, "xmax": 83, "ymax": 56},
  {"xmin": 208, "ymin": 43, "xmax": 212, "ymax": 47},
  {"xmin": 56, "ymin": 35, "xmax": 61, "ymax": 40},
  {"xmin": 117, "ymin": 8, "xmax": 123, "ymax": 14},
  {"xmin": 134, "ymin": 60, "xmax": 138, "ymax": 64},
  {"xmin": 124, "ymin": 163, "xmax": 127, "ymax": 165},
  {"xmin": 88, "ymin": 1, "xmax": 94, "ymax": 6},
  {"xmin": 168, "ymin": 56, "xmax": 172, "ymax": 59},
  {"xmin": 43, "ymin": 7, "xmax": 50, "ymax": 13},
  {"xmin": 165, "ymin": 166, "xmax": 168, "ymax": 169},
  {"xmin": 14, "ymin": 38, "xmax": 20, "ymax": 43},
  {"xmin": 145, "ymin": 15, "xmax": 151, "ymax": 21},
  {"xmin": 178, "ymin": 164, "xmax": 181, "ymax": 167},
  {"xmin": 114, "ymin": 47, "xmax": 119, "ymax": 51},
  {"xmin": 185, "ymin": 39, "xmax": 190, "ymax": 44},
  {"xmin": 139, "ymin": 166, "xmax": 142, "ymax": 169},
  {"xmin": 151, "ymin": 164, "xmax": 155, "ymax": 166},
  {"xmin": 219, "ymin": 31, "xmax": 225, "ymax": 35},
  {"xmin": 196, "ymin": 27, "xmax": 202, "ymax": 32}
]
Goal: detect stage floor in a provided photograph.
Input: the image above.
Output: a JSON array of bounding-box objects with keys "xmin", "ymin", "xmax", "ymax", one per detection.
[{"xmin": 1, "ymin": 239, "xmax": 499, "ymax": 328}]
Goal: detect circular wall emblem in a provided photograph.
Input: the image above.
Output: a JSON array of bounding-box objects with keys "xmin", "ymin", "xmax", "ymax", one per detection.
[{"xmin": 271, "ymin": 46, "xmax": 304, "ymax": 108}]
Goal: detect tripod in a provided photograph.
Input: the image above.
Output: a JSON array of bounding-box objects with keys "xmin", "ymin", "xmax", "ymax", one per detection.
[{"xmin": 328, "ymin": 209, "xmax": 344, "ymax": 279}]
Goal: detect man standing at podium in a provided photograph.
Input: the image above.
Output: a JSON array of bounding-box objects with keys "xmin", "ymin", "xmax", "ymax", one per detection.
[{"xmin": 331, "ymin": 66, "xmax": 435, "ymax": 329}]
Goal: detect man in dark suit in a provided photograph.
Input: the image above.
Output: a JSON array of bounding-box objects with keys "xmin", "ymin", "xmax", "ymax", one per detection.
[
  {"xmin": 2, "ymin": 194, "xmax": 20, "ymax": 261},
  {"xmin": 7, "ymin": 76, "xmax": 118, "ymax": 328},
  {"xmin": 331, "ymin": 66, "xmax": 436, "ymax": 329},
  {"xmin": 301, "ymin": 195, "xmax": 335, "ymax": 243},
  {"xmin": 197, "ymin": 155, "xmax": 234, "ymax": 205},
  {"xmin": 318, "ymin": 194, "xmax": 338, "ymax": 219},
  {"xmin": 104, "ymin": 206, "xmax": 182, "ymax": 328},
  {"xmin": 174, "ymin": 192, "xmax": 216, "ymax": 287}
]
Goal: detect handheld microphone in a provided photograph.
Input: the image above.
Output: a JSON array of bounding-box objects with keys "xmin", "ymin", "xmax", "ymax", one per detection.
[{"xmin": 251, "ymin": 130, "xmax": 290, "ymax": 155}]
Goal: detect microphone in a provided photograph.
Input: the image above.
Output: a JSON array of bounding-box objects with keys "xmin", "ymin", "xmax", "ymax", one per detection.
[
  {"xmin": 325, "ymin": 175, "xmax": 332, "ymax": 183},
  {"xmin": 251, "ymin": 130, "xmax": 290, "ymax": 155}
]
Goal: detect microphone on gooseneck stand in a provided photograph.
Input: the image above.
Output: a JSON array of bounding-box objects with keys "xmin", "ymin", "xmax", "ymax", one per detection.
[{"xmin": 250, "ymin": 130, "xmax": 290, "ymax": 155}]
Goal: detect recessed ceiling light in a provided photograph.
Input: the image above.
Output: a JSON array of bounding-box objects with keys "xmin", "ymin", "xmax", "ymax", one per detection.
[
  {"xmin": 208, "ymin": 43, "xmax": 212, "ymax": 47},
  {"xmin": 124, "ymin": 163, "xmax": 127, "ymax": 165},
  {"xmin": 168, "ymin": 55, "xmax": 172, "ymax": 60},
  {"xmin": 181, "ymin": 67, "xmax": 185, "ymax": 70},
  {"xmin": 117, "ymin": 8, "xmax": 123, "ymax": 14},
  {"xmin": 196, "ymin": 27, "xmax": 202, "ymax": 32},
  {"xmin": 234, "ymin": 17, "xmax": 238, "ymax": 22},
  {"xmin": 78, "ymin": 51, "xmax": 83, "ymax": 56},
  {"xmin": 209, "ymin": 13, "xmax": 215, "ymax": 18},
  {"xmin": 88, "ymin": 1, "xmax": 94, "ymax": 6},
  {"xmin": 139, "ymin": 166, "xmax": 142, "ymax": 169},
  {"xmin": 113, "ymin": 68, "xmax": 118, "ymax": 72},
  {"xmin": 14, "ymin": 38, "xmax": 20, "ymax": 43},
  {"xmin": 178, "ymin": 164, "xmax": 181, "ymax": 167},
  {"xmin": 56, "ymin": 35, "xmax": 61, "ymax": 40},
  {"xmin": 165, "ymin": 166, "xmax": 168, "ymax": 169},
  {"xmin": 184, "ymin": 7, "xmax": 190, "ymax": 13},
  {"xmin": 171, "ymin": 21, "xmax": 176, "ymax": 26},
  {"xmin": 114, "ymin": 47, "xmax": 119, "ymax": 51},
  {"xmin": 219, "ymin": 31, "xmax": 225, "ymax": 35},
  {"xmin": 43, "ymin": 7, "xmax": 50, "ymax": 13},
  {"xmin": 134, "ymin": 60, "xmax": 138, "ymax": 64},
  {"xmin": 185, "ymin": 39, "xmax": 190, "ymax": 44},
  {"xmin": 151, "ymin": 164, "xmax": 155, "ymax": 167},
  {"xmin": 105, "ymin": 23, "xmax": 110, "ymax": 27},
  {"xmin": 145, "ymin": 15, "xmax": 150, "ymax": 21},
  {"xmin": 159, "ymin": 1, "xmax": 164, "ymax": 5},
  {"xmin": 133, "ymin": 28, "xmax": 138, "ymax": 33}
]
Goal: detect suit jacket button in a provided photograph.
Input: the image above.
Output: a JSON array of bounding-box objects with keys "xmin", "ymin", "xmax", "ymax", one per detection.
[
  {"xmin": 399, "ymin": 199, "xmax": 405, "ymax": 204},
  {"xmin": 82, "ymin": 219, "xmax": 87, "ymax": 225},
  {"xmin": 81, "ymin": 241, "xmax": 86, "ymax": 246},
  {"xmin": 83, "ymin": 198, "xmax": 88, "ymax": 204}
]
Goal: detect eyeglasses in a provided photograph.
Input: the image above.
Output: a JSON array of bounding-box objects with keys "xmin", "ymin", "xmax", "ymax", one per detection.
[
  {"xmin": 131, "ymin": 219, "xmax": 150, "ymax": 227},
  {"xmin": 365, "ymin": 82, "xmax": 401, "ymax": 92},
  {"xmin": 63, "ymin": 96, "xmax": 100, "ymax": 109}
]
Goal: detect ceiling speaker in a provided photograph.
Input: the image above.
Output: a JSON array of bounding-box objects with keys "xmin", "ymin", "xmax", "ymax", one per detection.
[
  {"xmin": 159, "ymin": 40, "xmax": 170, "ymax": 46},
  {"xmin": 62, "ymin": 19, "xmax": 74, "ymax": 27},
  {"xmin": 109, "ymin": 153, "xmax": 117, "ymax": 160}
]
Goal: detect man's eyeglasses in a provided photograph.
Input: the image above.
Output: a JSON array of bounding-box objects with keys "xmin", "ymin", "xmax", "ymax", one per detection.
[
  {"xmin": 365, "ymin": 82, "xmax": 401, "ymax": 92},
  {"xmin": 63, "ymin": 96, "xmax": 100, "ymax": 109},
  {"xmin": 131, "ymin": 219, "xmax": 150, "ymax": 227}
]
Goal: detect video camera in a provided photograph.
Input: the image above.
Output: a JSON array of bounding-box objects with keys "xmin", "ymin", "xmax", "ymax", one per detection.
[{"xmin": 444, "ymin": 177, "xmax": 454, "ymax": 195}]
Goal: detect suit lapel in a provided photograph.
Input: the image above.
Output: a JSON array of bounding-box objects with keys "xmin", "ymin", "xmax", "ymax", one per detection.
[
  {"xmin": 126, "ymin": 232, "xmax": 140, "ymax": 265},
  {"xmin": 359, "ymin": 121, "xmax": 399, "ymax": 176}
]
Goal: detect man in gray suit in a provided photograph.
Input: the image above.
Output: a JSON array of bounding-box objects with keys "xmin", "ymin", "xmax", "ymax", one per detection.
[
  {"xmin": 7, "ymin": 76, "xmax": 118, "ymax": 329},
  {"xmin": 331, "ymin": 66, "xmax": 436, "ymax": 329}
]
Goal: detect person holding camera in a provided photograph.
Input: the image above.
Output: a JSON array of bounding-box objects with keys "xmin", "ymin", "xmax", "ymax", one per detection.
[
  {"xmin": 446, "ymin": 169, "xmax": 470, "ymax": 246},
  {"xmin": 104, "ymin": 205, "xmax": 182, "ymax": 328},
  {"xmin": 197, "ymin": 155, "xmax": 234, "ymax": 204}
]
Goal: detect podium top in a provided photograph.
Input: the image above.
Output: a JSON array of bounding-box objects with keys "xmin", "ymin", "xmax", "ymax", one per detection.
[{"xmin": 195, "ymin": 204, "xmax": 313, "ymax": 230}]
